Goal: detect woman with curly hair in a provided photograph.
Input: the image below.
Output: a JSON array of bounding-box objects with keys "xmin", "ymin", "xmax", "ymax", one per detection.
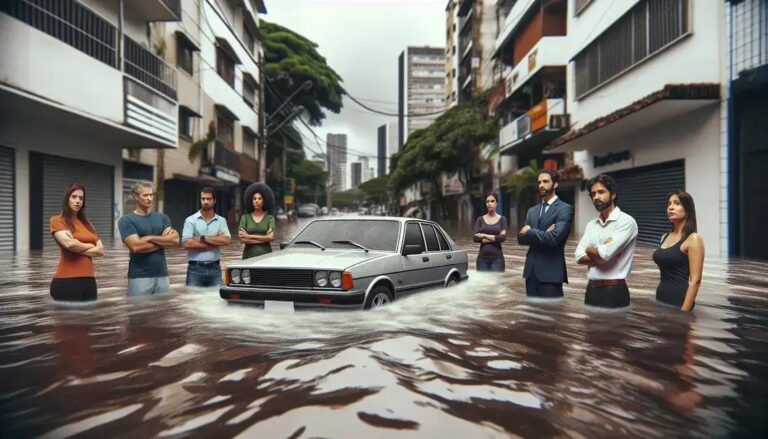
[{"xmin": 238, "ymin": 182, "xmax": 277, "ymax": 259}]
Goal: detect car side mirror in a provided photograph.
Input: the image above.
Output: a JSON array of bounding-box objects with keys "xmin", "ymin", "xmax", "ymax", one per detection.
[
  {"xmin": 402, "ymin": 244, "xmax": 424, "ymax": 256},
  {"xmin": 279, "ymin": 242, "xmax": 289, "ymax": 250}
]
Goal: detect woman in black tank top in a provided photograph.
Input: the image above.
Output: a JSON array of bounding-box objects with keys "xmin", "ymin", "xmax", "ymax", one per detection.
[{"xmin": 652, "ymin": 191, "xmax": 705, "ymax": 311}]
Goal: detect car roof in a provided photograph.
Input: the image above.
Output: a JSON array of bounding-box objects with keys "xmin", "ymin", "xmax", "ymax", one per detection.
[{"xmin": 310, "ymin": 216, "xmax": 440, "ymax": 226}]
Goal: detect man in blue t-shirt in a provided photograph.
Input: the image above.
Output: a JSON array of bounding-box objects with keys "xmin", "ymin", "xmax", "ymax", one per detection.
[{"xmin": 118, "ymin": 181, "xmax": 179, "ymax": 297}]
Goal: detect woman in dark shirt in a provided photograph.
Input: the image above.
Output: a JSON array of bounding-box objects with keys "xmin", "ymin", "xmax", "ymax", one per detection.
[
  {"xmin": 652, "ymin": 190, "xmax": 704, "ymax": 311},
  {"xmin": 473, "ymin": 192, "xmax": 508, "ymax": 272}
]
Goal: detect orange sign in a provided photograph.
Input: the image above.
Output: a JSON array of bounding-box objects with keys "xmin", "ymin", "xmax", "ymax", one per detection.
[{"xmin": 526, "ymin": 99, "xmax": 549, "ymax": 132}]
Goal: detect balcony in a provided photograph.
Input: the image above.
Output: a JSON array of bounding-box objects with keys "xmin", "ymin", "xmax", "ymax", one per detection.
[
  {"xmin": 123, "ymin": 35, "xmax": 178, "ymax": 100},
  {"xmin": 501, "ymin": 36, "xmax": 567, "ymax": 99},
  {"xmin": 200, "ymin": 143, "xmax": 241, "ymax": 184},
  {"xmin": 132, "ymin": 0, "xmax": 181, "ymax": 22},
  {"xmin": 0, "ymin": 0, "xmax": 177, "ymax": 148},
  {"xmin": 499, "ymin": 98, "xmax": 569, "ymax": 155}
]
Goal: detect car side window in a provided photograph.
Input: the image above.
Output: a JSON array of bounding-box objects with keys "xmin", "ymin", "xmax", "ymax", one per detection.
[
  {"xmin": 403, "ymin": 223, "xmax": 425, "ymax": 252},
  {"xmin": 422, "ymin": 224, "xmax": 440, "ymax": 252},
  {"xmin": 435, "ymin": 227, "xmax": 450, "ymax": 251}
]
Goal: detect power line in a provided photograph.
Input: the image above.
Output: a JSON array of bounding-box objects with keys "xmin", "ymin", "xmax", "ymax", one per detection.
[{"xmin": 346, "ymin": 92, "xmax": 448, "ymax": 118}]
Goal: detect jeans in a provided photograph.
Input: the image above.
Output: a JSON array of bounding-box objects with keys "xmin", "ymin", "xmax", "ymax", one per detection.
[
  {"xmin": 477, "ymin": 255, "xmax": 505, "ymax": 272},
  {"xmin": 186, "ymin": 262, "xmax": 221, "ymax": 287},
  {"xmin": 127, "ymin": 277, "xmax": 170, "ymax": 297}
]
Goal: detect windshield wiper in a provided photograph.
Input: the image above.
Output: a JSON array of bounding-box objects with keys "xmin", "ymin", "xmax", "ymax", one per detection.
[
  {"xmin": 294, "ymin": 240, "xmax": 326, "ymax": 250},
  {"xmin": 332, "ymin": 240, "xmax": 370, "ymax": 253}
]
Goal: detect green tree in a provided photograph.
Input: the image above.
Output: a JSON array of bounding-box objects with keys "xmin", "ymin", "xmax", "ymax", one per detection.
[
  {"xmin": 359, "ymin": 175, "xmax": 391, "ymax": 206},
  {"xmin": 390, "ymin": 89, "xmax": 498, "ymax": 215},
  {"xmin": 331, "ymin": 188, "xmax": 365, "ymax": 209},
  {"xmin": 261, "ymin": 21, "xmax": 345, "ymax": 204},
  {"xmin": 292, "ymin": 159, "xmax": 326, "ymax": 202}
]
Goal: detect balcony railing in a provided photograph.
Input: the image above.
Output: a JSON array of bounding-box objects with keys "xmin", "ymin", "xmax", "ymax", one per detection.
[
  {"xmin": 2, "ymin": 0, "xmax": 117, "ymax": 67},
  {"xmin": 213, "ymin": 143, "xmax": 240, "ymax": 174},
  {"xmin": 123, "ymin": 35, "xmax": 177, "ymax": 100}
]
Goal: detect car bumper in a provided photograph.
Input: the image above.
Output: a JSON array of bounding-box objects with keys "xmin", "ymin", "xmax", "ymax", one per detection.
[{"xmin": 219, "ymin": 285, "xmax": 366, "ymax": 309}]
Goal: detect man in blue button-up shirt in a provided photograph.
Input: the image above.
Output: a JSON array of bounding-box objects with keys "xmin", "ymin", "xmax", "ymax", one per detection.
[{"xmin": 181, "ymin": 187, "xmax": 231, "ymax": 287}]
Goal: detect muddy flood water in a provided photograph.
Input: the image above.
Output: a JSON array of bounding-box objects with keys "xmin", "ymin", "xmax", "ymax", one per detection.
[{"xmin": 1, "ymin": 218, "xmax": 767, "ymax": 438}]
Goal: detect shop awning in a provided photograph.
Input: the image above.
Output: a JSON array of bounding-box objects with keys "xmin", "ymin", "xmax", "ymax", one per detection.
[{"xmin": 547, "ymin": 84, "xmax": 720, "ymax": 153}]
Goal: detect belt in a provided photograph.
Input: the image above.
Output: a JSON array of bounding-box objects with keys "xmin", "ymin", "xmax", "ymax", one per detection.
[
  {"xmin": 189, "ymin": 260, "xmax": 220, "ymax": 267},
  {"xmin": 588, "ymin": 279, "xmax": 626, "ymax": 288}
]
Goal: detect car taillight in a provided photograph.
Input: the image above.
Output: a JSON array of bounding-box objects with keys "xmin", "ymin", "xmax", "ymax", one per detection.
[{"xmin": 342, "ymin": 271, "xmax": 354, "ymax": 290}]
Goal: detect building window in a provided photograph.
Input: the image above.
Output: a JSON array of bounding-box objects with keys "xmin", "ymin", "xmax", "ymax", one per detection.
[
  {"xmin": 243, "ymin": 74, "xmax": 257, "ymax": 108},
  {"xmin": 217, "ymin": 111, "xmax": 235, "ymax": 149},
  {"xmin": 574, "ymin": 0, "xmax": 689, "ymax": 98},
  {"xmin": 243, "ymin": 25, "xmax": 256, "ymax": 54},
  {"xmin": 216, "ymin": 46, "xmax": 236, "ymax": 87},
  {"xmin": 243, "ymin": 128, "xmax": 257, "ymax": 158},
  {"xmin": 179, "ymin": 108, "xmax": 195, "ymax": 140},
  {"xmin": 176, "ymin": 36, "xmax": 195, "ymax": 75}
]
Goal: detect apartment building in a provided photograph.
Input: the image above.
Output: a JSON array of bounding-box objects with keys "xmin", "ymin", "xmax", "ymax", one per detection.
[
  {"xmin": 548, "ymin": 0, "xmax": 726, "ymax": 254},
  {"xmin": 0, "ymin": 0, "xmax": 184, "ymax": 252},
  {"xmin": 398, "ymin": 46, "xmax": 446, "ymax": 146},
  {"xmin": 133, "ymin": 0, "xmax": 267, "ymax": 231}
]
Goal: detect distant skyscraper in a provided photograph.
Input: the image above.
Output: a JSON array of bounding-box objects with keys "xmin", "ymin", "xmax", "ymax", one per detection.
[
  {"xmin": 311, "ymin": 153, "xmax": 327, "ymax": 172},
  {"xmin": 351, "ymin": 162, "xmax": 362, "ymax": 187},
  {"xmin": 326, "ymin": 133, "xmax": 347, "ymax": 191},
  {"xmin": 398, "ymin": 46, "xmax": 446, "ymax": 146},
  {"xmin": 359, "ymin": 156, "xmax": 373, "ymax": 182},
  {"xmin": 377, "ymin": 122, "xmax": 399, "ymax": 177}
]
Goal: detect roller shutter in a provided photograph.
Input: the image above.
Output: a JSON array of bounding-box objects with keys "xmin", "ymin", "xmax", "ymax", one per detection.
[{"xmin": 0, "ymin": 146, "xmax": 15, "ymax": 253}]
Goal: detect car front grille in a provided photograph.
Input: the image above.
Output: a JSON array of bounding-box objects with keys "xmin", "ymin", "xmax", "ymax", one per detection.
[{"xmin": 245, "ymin": 269, "xmax": 314, "ymax": 289}]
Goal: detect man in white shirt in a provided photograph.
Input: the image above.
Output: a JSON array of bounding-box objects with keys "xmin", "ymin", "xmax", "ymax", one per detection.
[{"xmin": 575, "ymin": 174, "xmax": 638, "ymax": 308}]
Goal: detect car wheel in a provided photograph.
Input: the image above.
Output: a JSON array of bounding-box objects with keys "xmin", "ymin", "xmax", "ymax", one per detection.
[
  {"xmin": 445, "ymin": 274, "xmax": 459, "ymax": 288},
  {"xmin": 364, "ymin": 285, "xmax": 393, "ymax": 310}
]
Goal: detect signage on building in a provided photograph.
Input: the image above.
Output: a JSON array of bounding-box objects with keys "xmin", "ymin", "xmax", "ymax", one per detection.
[
  {"xmin": 594, "ymin": 150, "xmax": 631, "ymax": 168},
  {"xmin": 527, "ymin": 49, "xmax": 537, "ymax": 73},
  {"xmin": 442, "ymin": 172, "xmax": 465, "ymax": 196},
  {"xmin": 527, "ymin": 99, "xmax": 549, "ymax": 132}
]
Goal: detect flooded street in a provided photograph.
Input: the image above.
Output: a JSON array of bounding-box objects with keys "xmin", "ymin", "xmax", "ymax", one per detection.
[{"xmin": 1, "ymin": 219, "xmax": 767, "ymax": 438}]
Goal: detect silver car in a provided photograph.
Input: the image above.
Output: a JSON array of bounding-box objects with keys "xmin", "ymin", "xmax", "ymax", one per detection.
[{"xmin": 220, "ymin": 217, "xmax": 468, "ymax": 310}]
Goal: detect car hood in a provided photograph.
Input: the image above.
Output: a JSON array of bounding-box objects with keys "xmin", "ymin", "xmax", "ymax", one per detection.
[{"xmin": 231, "ymin": 248, "xmax": 391, "ymax": 270}]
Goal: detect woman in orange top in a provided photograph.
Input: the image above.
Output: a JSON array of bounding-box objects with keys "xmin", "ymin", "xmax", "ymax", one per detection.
[{"xmin": 50, "ymin": 183, "xmax": 105, "ymax": 301}]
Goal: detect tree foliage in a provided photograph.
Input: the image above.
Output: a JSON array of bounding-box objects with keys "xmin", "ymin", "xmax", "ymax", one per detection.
[
  {"xmin": 358, "ymin": 175, "xmax": 391, "ymax": 205},
  {"xmin": 390, "ymin": 89, "xmax": 497, "ymax": 195},
  {"xmin": 262, "ymin": 21, "xmax": 345, "ymax": 126},
  {"xmin": 292, "ymin": 159, "xmax": 326, "ymax": 201}
]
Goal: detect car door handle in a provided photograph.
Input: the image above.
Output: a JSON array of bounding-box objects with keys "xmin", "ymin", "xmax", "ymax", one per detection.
[
  {"xmin": 422, "ymin": 256, "xmax": 430, "ymax": 262},
  {"xmin": 446, "ymin": 254, "xmax": 452, "ymax": 260}
]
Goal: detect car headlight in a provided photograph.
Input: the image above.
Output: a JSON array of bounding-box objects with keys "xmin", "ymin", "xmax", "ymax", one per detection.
[
  {"xmin": 241, "ymin": 269, "xmax": 250, "ymax": 284},
  {"xmin": 329, "ymin": 271, "xmax": 342, "ymax": 288},
  {"xmin": 314, "ymin": 270, "xmax": 329, "ymax": 287},
  {"xmin": 231, "ymin": 268, "xmax": 241, "ymax": 284}
]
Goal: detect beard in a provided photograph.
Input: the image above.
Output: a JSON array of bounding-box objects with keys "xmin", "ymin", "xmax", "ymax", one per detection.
[
  {"xmin": 539, "ymin": 186, "xmax": 553, "ymax": 197},
  {"xmin": 593, "ymin": 199, "xmax": 611, "ymax": 212},
  {"xmin": 202, "ymin": 205, "xmax": 213, "ymax": 211}
]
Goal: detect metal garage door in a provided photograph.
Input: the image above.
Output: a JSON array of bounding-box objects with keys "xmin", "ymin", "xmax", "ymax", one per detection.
[
  {"xmin": 609, "ymin": 159, "xmax": 685, "ymax": 245},
  {"xmin": 0, "ymin": 146, "xmax": 14, "ymax": 253},
  {"xmin": 40, "ymin": 154, "xmax": 114, "ymax": 249}
]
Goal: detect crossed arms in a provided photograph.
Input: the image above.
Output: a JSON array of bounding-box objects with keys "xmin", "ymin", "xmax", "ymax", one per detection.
[
  {"xmin": 517, "ymin": 205, "xmax": 574, "ymax": 248},
  {"xmin": 575, "ymin": 219, "xmax": 638, "ymax": 266},
  {"xmin": 53, "ymin": 231, "xmax": 104, "ymax": 257},
  {"xmin": 124, "ymin": 227, "xmax": 180, "ymax": 253},
  {"xmin": 238, "ymin": 228, "xmax": 274, "ymax": 245}
]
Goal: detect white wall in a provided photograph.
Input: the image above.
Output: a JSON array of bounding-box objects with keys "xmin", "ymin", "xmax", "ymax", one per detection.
[
  {"xmin": 567, "ymin": 0, "xmax": 723, "ymax": 125},
  {"xmin": 573, "ymin": 104, "xmax": 722, "ymax": 255},
  {"xmin": 200, "ymin": 0, "xmax": 261, "ymax": 139},
  {"xmin": 0, "ymin": 15, "xmax": 124, "ymax": 124}
]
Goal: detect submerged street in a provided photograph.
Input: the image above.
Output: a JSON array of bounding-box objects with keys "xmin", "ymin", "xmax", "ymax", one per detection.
[{"xmin": 1, "ymin": 219, "xmax": 766, "ymax": 437}]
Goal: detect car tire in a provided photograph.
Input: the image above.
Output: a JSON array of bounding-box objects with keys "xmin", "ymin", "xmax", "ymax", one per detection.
[
  {"xmin": 364, "ymin": 284, "xmax": 393, "ymax": 310},
  {"xmin": 445, "ymin": 274, "xmax": 460, "ymax": 288}
]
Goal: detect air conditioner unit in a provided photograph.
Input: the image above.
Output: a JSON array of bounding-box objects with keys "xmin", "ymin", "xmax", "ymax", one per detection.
[{"xmin": 549, "ymin": 114, "xmax": 570, "ymax": 129}]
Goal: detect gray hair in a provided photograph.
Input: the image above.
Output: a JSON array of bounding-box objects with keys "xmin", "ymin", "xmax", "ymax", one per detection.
[{"xmin": 130, "ymin": 180, "xmax": 154, "ymax": 197}]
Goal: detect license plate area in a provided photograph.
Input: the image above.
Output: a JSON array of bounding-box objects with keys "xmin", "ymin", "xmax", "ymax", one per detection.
[{"xmin": 264, "ymin": 300, "xmax": 295, "ymax": 312}]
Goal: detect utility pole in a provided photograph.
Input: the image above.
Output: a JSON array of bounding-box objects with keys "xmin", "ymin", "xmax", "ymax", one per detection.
[{"xmin": 258, "ymin": 52, "xmax": 266, "ymax": 181}]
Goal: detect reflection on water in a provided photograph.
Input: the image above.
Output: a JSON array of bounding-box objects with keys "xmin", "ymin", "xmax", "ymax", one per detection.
[{"xmin": 1, "ymin": 218, "xmax": 767, "ymax": 437}]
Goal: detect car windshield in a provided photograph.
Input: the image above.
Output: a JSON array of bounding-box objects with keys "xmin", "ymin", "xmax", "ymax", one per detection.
[{"xmin": 292, "ymin": 220, "xmax": 400, "ymax": 251}]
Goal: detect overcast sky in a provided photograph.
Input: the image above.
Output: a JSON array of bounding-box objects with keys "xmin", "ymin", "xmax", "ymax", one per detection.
[{"xmin": 264, "ymin": 0, "xmax": 446, "ymax": 177}]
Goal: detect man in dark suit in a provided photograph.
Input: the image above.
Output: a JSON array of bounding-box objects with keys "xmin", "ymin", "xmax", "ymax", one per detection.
[{"xmin": 517, "ymin": 169, "xmax": 574, "ymax": 298}]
